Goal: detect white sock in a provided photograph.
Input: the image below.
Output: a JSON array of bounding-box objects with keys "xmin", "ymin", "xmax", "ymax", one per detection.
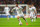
[
  {"xmin": 31, "ymin": 19, "xmax": 33, "ymax": 22},
  {"xmin": 20, "ymin": 21, "xmax": 22, "ymax": 23},
  {"xmin": 34, "ymin": 16, "xmax": 36, "ymax": 22}
]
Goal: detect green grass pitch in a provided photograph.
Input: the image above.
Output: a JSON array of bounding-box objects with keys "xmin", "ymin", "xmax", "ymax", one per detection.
[{"xmin": 0, "ymin": 18, "xmax": 40, "ymax": 27}]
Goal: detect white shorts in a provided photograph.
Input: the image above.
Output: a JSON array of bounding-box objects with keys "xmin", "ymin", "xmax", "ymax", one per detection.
[
  {"xmin": 17, "ymin": 14, "xmax": 24, "ymax": 17},
  {"xmin": 30, "ymin": 12, "xmax": 36, "ymax": 18},
  {"xmin": 5, "ymin": 12, "xmax": 10, "ymax": 15}
]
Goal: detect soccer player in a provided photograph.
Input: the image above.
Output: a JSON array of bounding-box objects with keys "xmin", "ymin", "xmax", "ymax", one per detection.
[
  {"xmin": 4, "ymin": 5, "xmax": 10, "ymax": 21},
  {"xmin": 29, "ymin": 4, "xmax": 37, "ymax": 22},
  {"xmin": 11, "ymin": 3, "xmax": 28, "ymax": 25},
  {"xmin": 31, "ymin": 4, "xmax": 37, "ymax": 22}
]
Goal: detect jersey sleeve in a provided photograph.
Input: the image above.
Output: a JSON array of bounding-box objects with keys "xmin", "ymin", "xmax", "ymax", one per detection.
[
  {"xmin": 19, "ymin": 6, "xmax": 23, "ymax": 9},
  {"xmin": 32, "ymin": 7, "xmax": 37, "ymax": 13},
  {"xmin": 34, "ymin": 7, "xmax": 37, "ymax": 13},
  {"xmin": 11, "ymin": 7, "xmax": 15, "ymax": 11},
  {"xmin": 33, "ymin": 7, "xmax": 36, "ymax": 11},
  {"xmin": 7, "ymin": 7, "xmax": 10, "ymax": 11}
]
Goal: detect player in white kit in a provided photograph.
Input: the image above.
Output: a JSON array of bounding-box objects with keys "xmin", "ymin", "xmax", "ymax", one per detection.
[
  {"xmin": 29, "ymin": 4, "xmax": 37, "ymax": 22},
  {"xmin": 11, "ymin": 3, "xmax": 28, "ymax": 25},
  {"xmin": 4, "ymin": 5, "xmax": 10, "ymax": 20}
]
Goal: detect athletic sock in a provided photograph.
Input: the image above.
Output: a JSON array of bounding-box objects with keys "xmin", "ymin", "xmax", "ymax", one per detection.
[{"xmin": 31, "ymin": 19, "xmax": 33, "ymax": 22}]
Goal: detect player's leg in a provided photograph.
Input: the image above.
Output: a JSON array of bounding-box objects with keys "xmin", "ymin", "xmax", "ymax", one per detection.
[
  {"xmin": 6, "ymin": 15, "xmax": 9, "ymax": 21},
  {"xmin": 36, "ymin": 16, "xmax": 37, "ymax": 19},
  {"xmin": 21, "ymin": 15, "xmax": 28, "ymax": 25},
  {"xmin": 6, "ymin": 12, "xmax": 10, "ymax": 21},
  {"xmin": 34, "ymin": 15, "xmax": 36, "ymax": 22},
  {"xmin": 23, "ymin": 17, "xmax": 28, "ymax": 25},
  {"xmin": 35, "ymin": 12, "xmax": 37, "ymax": 19},
  {"xmin": 17, "ymin": 16, "xmax": 22, "ymax": 23},
  {"xmin": 30, "ymin": 13, "xmax": 33, "ymax": 22},
  {"xmin": 30, "ymin": 17, "xmax": 33, "ymax": 22},
  {"xmin": 23, "ymin": 17, "xmax": 27, "ymax": 23}
]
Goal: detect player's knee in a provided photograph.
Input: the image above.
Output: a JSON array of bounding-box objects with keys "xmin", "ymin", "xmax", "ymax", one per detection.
[
  {"xmin": 30, "ymin": 17, "xmax": 33, "ymax": 19},
  {"xmin": 17, "ymin": 16, "xmax": 20, "ymax": 19}
]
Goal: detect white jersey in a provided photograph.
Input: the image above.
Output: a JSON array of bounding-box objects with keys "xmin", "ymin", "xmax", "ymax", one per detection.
[
  {"xmin": 12, "ymin": 6, "xmax": 23, "ymax": 15},
  {"xmin": 29, "ymin": 6, "xmax": 36, "ymax": 18},
  {"xmin": 4, "ymin": 7, "xmax": 10, "ymax": 15},
  {"xmin": 29, "ymin": 6, "xmax": 36, "ymax": 13},
  {"xmin": 31, "ymin": 6, "xmax": 36, "ymax": 12},
  {"xmin": 29, "ymin": 7, "xmax": 33, "ymax": 13},
  {"xmin": 4, "ymin": 7, "xmax": 10, "ymax": 12}
]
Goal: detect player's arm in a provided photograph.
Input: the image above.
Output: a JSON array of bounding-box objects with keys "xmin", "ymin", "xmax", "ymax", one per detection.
[
  {"xmin": 28, "ymin": 8, "xmax": 30, "ymax": 14},
  {"xmin": 19, "ymin": 6, "xmax": 23, "ymax": 9},
  {"xmin": 34, "ymin": 7, "xmax": 37, "ymax": 13},
  {"xmin": 35, "ymin": 8, "xmax": 37, "ymax": 14},
  {"xmin": 34, "ymin": 8, "xmax": 37, "ymax": 16},
  {"xmin": 8, "ymin": 7, "xmax": 10, "ymax": 11},
  {"xmin": 33, "ymin": 7, "xmax": 37, "ymax": 14},
  {"xmin": 11, "ymin": 8, "xmax": 15, "ymax": 12}
]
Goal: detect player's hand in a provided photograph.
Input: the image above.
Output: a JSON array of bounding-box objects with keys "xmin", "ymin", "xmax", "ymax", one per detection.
[{"xmin": 11, "ymin": 11, "xmax": 12, "ymax": 12}]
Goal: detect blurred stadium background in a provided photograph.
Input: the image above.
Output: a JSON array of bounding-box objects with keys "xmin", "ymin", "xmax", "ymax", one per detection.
[
  {"xmin": 0, "ymin": 0, "xmax": 40, "ymax": 27},
  {"xmin": 0, "ymin": 0, "xmax": 40, "ymax": 18}
]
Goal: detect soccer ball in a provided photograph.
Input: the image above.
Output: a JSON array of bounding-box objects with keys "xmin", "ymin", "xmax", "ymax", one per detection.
[{"xmin": 19, "ymin": 22, "xmax": 22, "ymax": 25}]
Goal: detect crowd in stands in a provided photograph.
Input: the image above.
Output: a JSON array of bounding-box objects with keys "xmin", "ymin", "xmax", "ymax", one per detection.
[{"xmin": 0, "ymin": 0, "xmax": 40, "ymax": 13}]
